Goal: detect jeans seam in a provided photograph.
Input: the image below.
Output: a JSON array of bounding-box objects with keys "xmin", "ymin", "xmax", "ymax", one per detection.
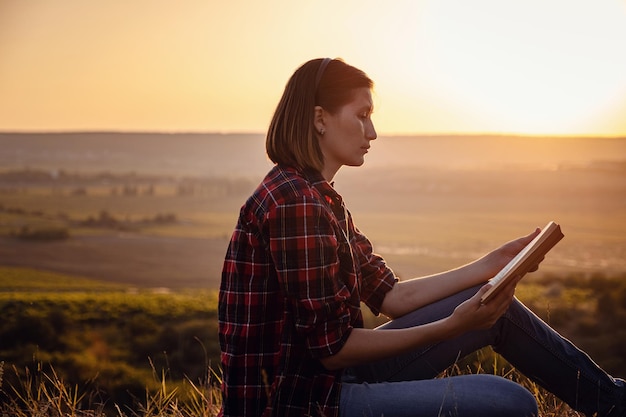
[{"xmin": 501, "ymin": 309, "xmax": 615, "ymax": 397}]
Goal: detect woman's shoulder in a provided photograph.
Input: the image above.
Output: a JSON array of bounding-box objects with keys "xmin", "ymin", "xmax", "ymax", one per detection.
[
  {"xmin": 241, "ymin": 165, "xmax": 323, "ymax": 215},
  {"xmin": 258, "ymin": 165, "xmax": 323, "ymax": 202}
]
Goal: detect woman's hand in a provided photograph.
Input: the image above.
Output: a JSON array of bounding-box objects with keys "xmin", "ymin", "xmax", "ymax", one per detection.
[
  {"xmin": 482, "ymin": 228, "xmax": 543, "ymax": 278},
  {"xmin": 448, "ymin": 275, "xmax": 522, "ymax": 333}
]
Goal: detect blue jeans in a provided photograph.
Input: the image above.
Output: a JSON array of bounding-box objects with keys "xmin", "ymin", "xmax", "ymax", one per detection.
[{"xmin": 340, "ymin": 285, "xmax": 625, "ymax": 417}]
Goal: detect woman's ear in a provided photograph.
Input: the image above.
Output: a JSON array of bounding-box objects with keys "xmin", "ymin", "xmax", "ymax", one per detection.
[{"xmin": 314, "ymin": 106, "xmax": 325, "ymax": 135}]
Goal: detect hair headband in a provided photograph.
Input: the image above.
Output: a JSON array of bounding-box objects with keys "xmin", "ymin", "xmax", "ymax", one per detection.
[{"xmin": 315, "ymin": 58, "xmax": 332, "ymax": 90}]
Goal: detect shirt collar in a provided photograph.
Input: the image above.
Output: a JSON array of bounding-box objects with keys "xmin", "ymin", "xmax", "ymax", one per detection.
[
  {"xmin": 301, "ymin": 167, "xmax": 344, "ymax": 209},
  {"xmin": 279, "ymin": 164, "xmax": 343, "ymax": 206}
]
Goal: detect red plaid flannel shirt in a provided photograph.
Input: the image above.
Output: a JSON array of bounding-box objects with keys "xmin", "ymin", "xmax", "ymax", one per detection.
[{"xmin": 218, "ymin": 165, "xmax": 397, "ymax": 417}]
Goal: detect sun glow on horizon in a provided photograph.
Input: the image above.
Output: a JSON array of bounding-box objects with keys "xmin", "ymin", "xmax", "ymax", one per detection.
[
  {"xmin": 428, "ymin": 0, "xmax": 626, "ymax": 135},
  {"xmin": 368, "ymin": 0, "xmax": 626, "ymax": 136}
]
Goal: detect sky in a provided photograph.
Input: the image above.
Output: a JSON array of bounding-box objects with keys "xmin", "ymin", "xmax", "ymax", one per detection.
[{"xmin": 1, "ymin": 0, "xmax": 626, "ymax": 136}]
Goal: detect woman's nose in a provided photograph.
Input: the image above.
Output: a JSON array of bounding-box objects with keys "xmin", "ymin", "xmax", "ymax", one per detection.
[{"xmin": 367, "ymin": 121, "xmax": 377, "ymax": 141}]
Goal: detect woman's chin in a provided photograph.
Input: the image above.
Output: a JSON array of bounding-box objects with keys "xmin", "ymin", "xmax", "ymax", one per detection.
[{"xmin": 347, "ymin": 157, "xmax": 366, "ymax": 167}]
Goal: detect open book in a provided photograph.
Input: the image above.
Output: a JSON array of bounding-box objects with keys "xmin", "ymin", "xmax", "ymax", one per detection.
[{"xmin": 480, "ymin": 221, "xmax": 564, "ymax": 304}]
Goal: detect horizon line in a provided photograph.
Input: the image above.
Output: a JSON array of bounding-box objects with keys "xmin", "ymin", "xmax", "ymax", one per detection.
[{"xmin": 1, "ymin": 129, "xmax": 625, "ymax": 139}]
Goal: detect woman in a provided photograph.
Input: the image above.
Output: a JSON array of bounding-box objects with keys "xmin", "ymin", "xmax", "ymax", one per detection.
[{"xmin": 218, "ymin": 58, "xmax": 625, "ymax": 417}]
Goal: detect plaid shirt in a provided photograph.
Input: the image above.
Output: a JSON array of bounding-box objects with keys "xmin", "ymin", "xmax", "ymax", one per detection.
[{"xmin": 219, "ymin": 165, "xmax": 396, "ymax": 417}]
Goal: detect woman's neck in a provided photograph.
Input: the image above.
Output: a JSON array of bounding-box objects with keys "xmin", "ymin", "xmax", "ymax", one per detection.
[{"xmin": 321, "ymin": 164, "xmax": 341, "ymax": 183}]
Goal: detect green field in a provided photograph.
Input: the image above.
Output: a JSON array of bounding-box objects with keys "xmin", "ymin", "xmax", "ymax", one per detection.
[
  {"xmin": 0, "ymin": 267, "xmax": 220, "ymax": 412},
  {"xmin": 1, "ymin": 266, "xmax": 625, "ymax": 416}
]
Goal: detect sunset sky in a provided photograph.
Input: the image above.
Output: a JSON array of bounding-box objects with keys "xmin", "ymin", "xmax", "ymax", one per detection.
[{"xmin": 1, "ymin": 0, "xmax": 626, "ymax": 136}]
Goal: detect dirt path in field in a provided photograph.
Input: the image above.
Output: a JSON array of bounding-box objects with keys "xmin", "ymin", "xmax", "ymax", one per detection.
[{"xmin": 0, "ymin": 234, "xmax": 229, "ymax": 289}]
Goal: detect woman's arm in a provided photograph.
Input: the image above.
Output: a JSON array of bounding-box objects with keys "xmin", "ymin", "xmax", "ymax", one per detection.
[
  {"xmin": 321, "ymin": 274, "xmax": 521, "ymax": 370},
  {"xmin": 379, "ymin": 228, "xmax": 541, "ymax": 320}
]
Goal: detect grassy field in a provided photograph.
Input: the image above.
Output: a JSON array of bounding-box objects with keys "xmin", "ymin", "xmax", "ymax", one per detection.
[
  {"xmin": 5, "ymin": 266, "xmax": 626, "ymax": 416},
  {"xmin": 0, "ymin": 267, "xmax": 221, "ymax": 415}
]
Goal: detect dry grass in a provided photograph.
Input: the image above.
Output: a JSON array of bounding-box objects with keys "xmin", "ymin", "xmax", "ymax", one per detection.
[
  {"xmin": 0, "ymin": 358, "xmax": 586, "ymax": 417},
  {"xmin": 440, "ymin": 351, "xmax": 584, "ymax": 417},
  {"xmin": 0, "ymin": 360, "xmax": 221, "ymax": 417}
]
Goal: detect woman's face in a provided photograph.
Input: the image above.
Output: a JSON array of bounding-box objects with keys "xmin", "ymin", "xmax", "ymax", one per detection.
[{"xmin": 317, "ymin": 87, "xmax": 377, "ymax": 181}]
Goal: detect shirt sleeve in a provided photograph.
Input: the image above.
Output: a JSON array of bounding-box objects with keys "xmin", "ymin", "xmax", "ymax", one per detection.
[
  {"xmin": 267, "ymin": 195, "xmax": 353, "ymax": 359},
  {"xmin": 352, "ymin": 224, "xmax": 398, "ymax": 316}
]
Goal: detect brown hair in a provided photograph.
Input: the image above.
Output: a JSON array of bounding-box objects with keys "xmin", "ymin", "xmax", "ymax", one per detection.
[{"xmin": 266, "ymin": 58, "xmax": 374, "ymax": 172}]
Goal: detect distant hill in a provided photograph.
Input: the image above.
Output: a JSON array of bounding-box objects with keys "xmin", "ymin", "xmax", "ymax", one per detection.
[
  {"xmin": 1, "ymin": 132, "xmax": 625, "ymax": 178},
  {"xmin": 0, "ymin": 132, "xmax": 272, "ymax": 178}
]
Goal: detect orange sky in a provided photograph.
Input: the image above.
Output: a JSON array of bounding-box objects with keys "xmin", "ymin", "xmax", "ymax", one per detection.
[{"xmin": 1, "ymin": 0, "xmax": 625, "ymax": 136}]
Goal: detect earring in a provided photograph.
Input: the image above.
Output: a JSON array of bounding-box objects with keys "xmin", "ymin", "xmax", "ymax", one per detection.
[{"xmin": 319, "ymin": 129, "xmax": 325, "ymax": 135}]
